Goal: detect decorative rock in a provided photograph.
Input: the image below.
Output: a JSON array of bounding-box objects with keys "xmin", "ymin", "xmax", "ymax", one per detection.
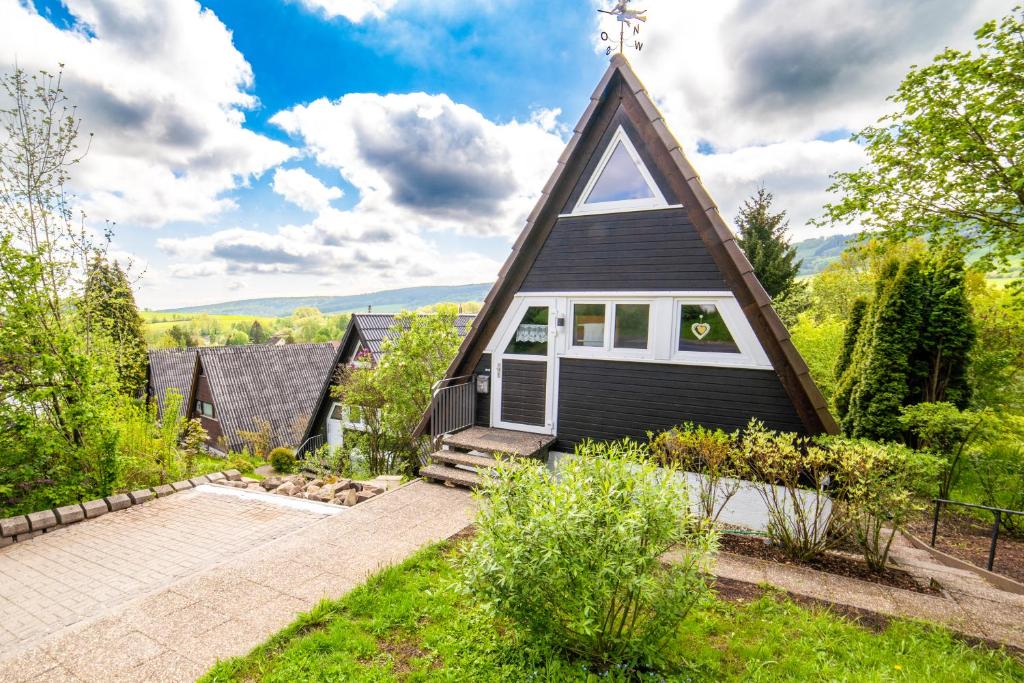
[
  {"xmin": 358, "ymin": 483, "xmax": 384, "ymax": 495},
  {"xmin": 277, "ymin": 482, "xmax": 300, "ymax": 496},
  {"xmin": 356, "ymin": 490, "xmax": 378, "ymax": 504},
  {"xmin": 27, "ymin": 509, "xmax": 57, "ymax": 531},
  {"xmin": 246, "ymin": 483, "xmax": 264, "ymax": 491},
  {"xmin": 53, "ymin": 505, "xmax": 84, "ymax": 525},
  {"xmin": 206, "ymin": 472, "xmax": 226, "ymax": 483},
  {"xmin": 224, "ymin": 469, "xmax": 242, "ymax": 481},
  {"xmin": 222, "ymin": 480, "xmax": 247, "ymax": 489},
  {"xmin": 260, "ymin": 476, "xmax": 282, "ymax": 491},
  {"xmin": 81, "ymin": 499, "xmax": 109, "ymax": 519},
  {"xmin": 128, "ymin": 489, "xmax": 155, "ymax": 505},
  {"xmin": 171, "ymin": 480, "xmax": 193, "ymax": 492},
  {"xmin": 305, "ymin": 485, "xmax": 321, "ymax": 498},
  {"xmin": 189, "ymin": 475, "xmax": 210, "ymax": 486},
  {"xmin": 0, "ymin": 515, "xmax": 30, "ymax": 537},
  {"xmin": 337, "ymin": 489, "xmax": 358, "ymax": 507},
  {"xmin": 152, "ymin": 484, "xmax": 175, "ymax": 498},
  {"xmin": 309, "ymin": 478, "xmax": 324, "ymax": 488},
  {"xmin": 105, "ymin": 494, "xmax": 132, "ymax": 512}
]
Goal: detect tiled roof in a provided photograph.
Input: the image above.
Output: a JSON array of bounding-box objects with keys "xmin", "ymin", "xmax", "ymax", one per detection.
[
  {"xmin": 353, "ymin": 313, "xmax": 476, "ymax": 364},
  {"xmin": 198, "ymin": 342, "xmax": 337, "ymax": 452},
  {"xmin": 147, "ymin": 348, "xmax": 198, "ymax": 419}
]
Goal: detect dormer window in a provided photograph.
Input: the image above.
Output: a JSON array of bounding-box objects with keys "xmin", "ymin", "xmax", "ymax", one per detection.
[{"xmin": 572, "ymin": 126, "xmax": 667, "ymax": 215}]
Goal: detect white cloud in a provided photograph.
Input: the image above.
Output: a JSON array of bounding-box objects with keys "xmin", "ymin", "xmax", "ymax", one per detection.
[
  {"xmin": 272, "ymin": 167, "xmax": 343, "ymax": 213},
  {"xmin": 291, "ymin": 0, "xmax": 397, "ymax": 23},
  {"xmin": 0, "ymin": 0, "xmax": 295, "ymax": 228},
  {"xmin": 592, "ymin": 0, "xmax": 1007, "ymax": 233},
  {"xmin": 271, "ymin": 92, "xmax": 566, "ymax": 237}
]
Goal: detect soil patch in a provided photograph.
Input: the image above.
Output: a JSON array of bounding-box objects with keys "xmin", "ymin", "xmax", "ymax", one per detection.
[
  {"xmin": 720, "ymin": 533, "xmax": 938, "ymax": 595},
  {"xmin": 906, "ymin": 510, "xmax": 1024, "ymax": 585}
]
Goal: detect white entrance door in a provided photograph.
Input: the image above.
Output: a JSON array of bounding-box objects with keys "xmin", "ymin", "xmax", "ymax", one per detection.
[
  {"xmin": 325, "ymin": 402, "xmax": 344, "ymax": 450},
  {"xmin": 492, "ymin": 299, "xmax": 555, "ymax": 434}
]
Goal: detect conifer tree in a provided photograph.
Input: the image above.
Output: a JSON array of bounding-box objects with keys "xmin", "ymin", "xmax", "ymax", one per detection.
[
  {"xmin": 735, "ymin": 187, "xmax": 803, "ymax": 299},
  {"xmin": 248, "ymin": 320, "xmax": 268, "ymax": 344},
  {"xmin": 83, "ymin": 256, "xmax": 148, "ymax": 396}
]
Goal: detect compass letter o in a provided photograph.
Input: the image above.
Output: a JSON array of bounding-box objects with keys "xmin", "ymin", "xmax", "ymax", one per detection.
[{"xmin": 600, "ymin": 31, "xmax": 608, "ymax": 41}]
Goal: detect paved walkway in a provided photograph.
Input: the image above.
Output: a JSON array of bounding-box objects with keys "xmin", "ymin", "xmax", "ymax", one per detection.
[
  {"xmin": 0, "ymin": 481, "xmax": 474, "ymax": 683},
  {"xmin": 709, "ymin": 532, "xmax": 1024, "ymax": 651}
]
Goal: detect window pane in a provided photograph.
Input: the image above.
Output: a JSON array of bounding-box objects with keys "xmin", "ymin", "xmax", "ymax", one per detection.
[
  {"xmin": 584, "ymin": 141, "xmax": 655, "ymax": 204},
  {"xmin": 504, "ymin": 306, "xmax": 549, "ymax": 355},
  {"xmin": 572, "ymin": 303, "xmax": 605, "ymax": 347},
  {"xmin": 614, "ymin": 304, "xmax": 649, "ymax": 349},
  {"xmin": 679, "ymin": 304, "xmax": 739, "ymax": 353}
]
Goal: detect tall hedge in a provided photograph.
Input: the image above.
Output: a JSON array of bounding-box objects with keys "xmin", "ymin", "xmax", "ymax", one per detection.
[{"xmin": 835, "ymin": 247, "xmax": 974, "ymax": 440}]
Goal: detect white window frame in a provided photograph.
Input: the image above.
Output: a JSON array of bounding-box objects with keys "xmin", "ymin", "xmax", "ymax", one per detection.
[
  {"xmin": 670, "ymin": 296, "xmax": 771, "ymax": 369},
  {"xmin": 571, "ymin": 126, "xmax": 668, "ymax": 215},
  {"xmin": 564, "ymin": 298, "xmax": 655, "ymax": 360}
]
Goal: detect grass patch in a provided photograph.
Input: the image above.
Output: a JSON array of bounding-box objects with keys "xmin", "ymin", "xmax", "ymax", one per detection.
[{"xmin": 201, "ymin": 541, "xmax": 1023, "ymax": 682}]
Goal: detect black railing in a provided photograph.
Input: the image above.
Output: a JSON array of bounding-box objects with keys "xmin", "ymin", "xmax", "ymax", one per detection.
[
  {"xmin": 296, "ymin": 433, "xmax": 324, "ymax": 460},
  {"xmin": 930, "ymin": 498, "xmax": 1024, "ymax": 571},
  {"xmin": 431, "ymin": 375, "xmax": 476, "ymax": 439}
]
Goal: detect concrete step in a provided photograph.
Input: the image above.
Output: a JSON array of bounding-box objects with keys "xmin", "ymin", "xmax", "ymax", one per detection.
[
  {"xmin": 430, "ymin": 450, "xmax": 517, "ymax": 471},
  {"xmin": 442, "ymin": 426, "xmax": 556, "ymax": 457},
  {"xmin": 420, "ymin": 464, "xmax": 482, "ymax": 489}
]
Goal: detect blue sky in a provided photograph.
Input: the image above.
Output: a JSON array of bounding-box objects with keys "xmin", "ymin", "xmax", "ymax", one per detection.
[{"xmin": 1, "ymin": 0, "xmax": 1009, "ymax": 309}]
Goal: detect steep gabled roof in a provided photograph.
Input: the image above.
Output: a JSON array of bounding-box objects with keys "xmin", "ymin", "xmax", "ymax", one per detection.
[
  {"xmin": 297, "ymin": 312, "xmax": 477, "ymax": 450},
  {"xmin": 417, "ymin": 55, "xmax": 837, "ymax": 437},
  {"xmin": 194, "ymin": 342, "xmax": 336, "ymax": 452},
  {"xmin": 147, "ymin": 348, "xmax": 198, "ymax": 419}
]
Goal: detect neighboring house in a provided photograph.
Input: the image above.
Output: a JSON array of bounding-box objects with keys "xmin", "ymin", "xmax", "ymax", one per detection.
[
  {"xmin": 299, "ymin": 313, "xmax": 476, "ymax": 455},
  {"xmin": 417, "ymin": 56, "xmax": 837, "ymax": 487},
  {"xmin": 146, "ymin": 348, "xmax": 198, "ymax": 419},
  {"xmin": 264, "ymin": 333, "xmax": 289, "ymax": 347},
  {"xmin": 146, "ymin": 343, "xmax": 337, "ymax": 453}
]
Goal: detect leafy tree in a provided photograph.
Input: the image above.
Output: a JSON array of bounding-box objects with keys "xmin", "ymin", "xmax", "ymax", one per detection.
[
  {"xmin": 248, "ymin": 320, "xmax": 269, "ymax": 344},
  {"xmin": 966, "ymin": 276, "xmax": 1024, "ymax": 413},
  {"xmin": 167, "ymin": 324, "xmax": 198, "ymax": 348},
  {"xmin": 83, "ymin": 256, "xmax": 148, "ymax": 395},
  {"xmin": 225, "ymin": 330, "xmax": 249, "ymax": 346},
  {"xmin": 735, "ymin": 187, "xmax": 803, "ymax": 300},
  {"xmin": 820, "ymin": 7, "xmax": 1024, "ymax": 288}
]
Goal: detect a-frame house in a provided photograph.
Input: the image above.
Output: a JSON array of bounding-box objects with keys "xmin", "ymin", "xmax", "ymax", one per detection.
[{"xmin": 418, "ymin": 55, "xmax": 837, "ymax": 487}]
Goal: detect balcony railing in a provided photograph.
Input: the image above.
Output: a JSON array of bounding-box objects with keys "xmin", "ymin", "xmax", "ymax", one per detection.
[{"xmin": 430, "ymin": 375, "xmax": 476, "ymax": 439}]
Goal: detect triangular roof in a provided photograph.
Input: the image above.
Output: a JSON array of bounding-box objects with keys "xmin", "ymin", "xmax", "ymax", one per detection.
[
  {"xmin": 147, "ymin": 347, "xmax": 198, "ymax": 419},
  {"xmin": 417, "ymin": 55, "xmax": 837, "ymax": 436},
  {"xmin": 297, "ymin": 312, "xmax": 478, "ymax": 450},
  {"xmin": 189, "ymin": 342, "xmax": 337, "ymax": 452}
]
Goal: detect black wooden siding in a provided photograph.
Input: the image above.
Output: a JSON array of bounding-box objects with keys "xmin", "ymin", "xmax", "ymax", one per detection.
[
  {"xmin": 474, "ymin": 354, "xmax": 492, "ymax": 427},
  {"xmin": 501, "ymin": 359, "xmax": 547, "ymax": 427},
  {"xmin": 555, "ymin": 358, "xmax": 805, "ymax": 451},
  {"xmin": 518, "ymin": 208, "xmax": 728, "ymax": 292}
]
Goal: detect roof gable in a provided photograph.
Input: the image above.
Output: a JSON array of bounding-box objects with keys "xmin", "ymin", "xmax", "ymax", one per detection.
[
  {"xmin": 147, "ymin": 348, "xmax": 197, "ymax": 419},
  {"xmin": 420, "ymin": 55, "xmax": 837, "ymax": 436},
  {"xmin": 197, "ymin": 343, "xmax": 336, "ymax": 452}
]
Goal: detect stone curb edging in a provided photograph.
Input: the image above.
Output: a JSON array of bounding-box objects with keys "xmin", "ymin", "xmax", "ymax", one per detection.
[
  {"xmin": 0, "ymin": 469, "xmax": 243, "ymax": 549},
  {"xmin": 901, "ymin": 530, "xmax": 1024, "ymax": 596}
]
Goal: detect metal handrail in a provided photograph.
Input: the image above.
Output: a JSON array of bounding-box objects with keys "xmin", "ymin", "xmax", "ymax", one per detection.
[
  {"xmin": 296, "ymin": 433, "xmax": 324, "ymax": 460},
  {"xmin": 431, "ymin": 374, "xmax": 475, "ymax": 395},
  {"xmin": 930, "ymin": 497, "xmax": 1024, "ymax": 571}
]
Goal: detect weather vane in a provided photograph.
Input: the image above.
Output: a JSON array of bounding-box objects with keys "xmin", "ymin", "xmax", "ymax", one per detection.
[{"xmin": 598, "ymin": 0, "xmax": 647, "ymax": 56}]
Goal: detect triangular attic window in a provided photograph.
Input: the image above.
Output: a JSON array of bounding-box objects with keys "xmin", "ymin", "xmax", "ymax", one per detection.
[{"xmin": 573, "ymin": 126, "xmax": 666, "ymax": 214}]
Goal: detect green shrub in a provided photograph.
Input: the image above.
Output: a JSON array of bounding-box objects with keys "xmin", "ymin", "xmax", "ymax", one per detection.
[
  {"xmin": 899, "ymin": 402, "xmax": 988, "ymax": 498},
  {"xmin": 970, "ymin": 442, "xmax": 1024, "ymax": 534},
  {"xmin": 734, "ymin": 420, "xmax": 841, "ymax": 561},
  {"xmin": 459, "ymin": 439, "xmax": 716, "ymax": 669},
  {"xmin": 649, "ymin": 423, "xmax": 740, "ymax": 523},
  {"xmin": 829, "ymin": 437, "xmax": 940, "ymax": 571},
  {"xmin": 269, "ymin": 447, "xmax": 297, "ymax": 474}
]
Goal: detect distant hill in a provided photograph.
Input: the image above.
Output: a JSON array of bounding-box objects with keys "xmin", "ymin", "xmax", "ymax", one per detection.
[
  {"xmin": 159, "ymin": 283, "xmax": 493, "ymax": 317},
  {"xmin": 793, "ymin": 234, "xmax": 855, "ymax": 275}
]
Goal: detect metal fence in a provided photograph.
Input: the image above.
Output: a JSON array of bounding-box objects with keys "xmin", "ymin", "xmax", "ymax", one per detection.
[
  {"xmin": 930, "ymin": 498, "xmax": 1024, "ymax": 571},
  {"xmin": 296, "ymin": 433, "xmax": 324, "ymax": 460},
  {"xmin": 430, "ymin": 375, "xmax": 476, "ymax": 438}
]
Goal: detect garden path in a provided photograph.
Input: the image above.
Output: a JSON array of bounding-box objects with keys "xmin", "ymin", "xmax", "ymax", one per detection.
[
  {"xmin": 709, "ymin": 532, "xmax": 1024, "ymax": 651},
  {"xmin": 0, "ymin": 481, "xmax": 474, "ymax": 683}
]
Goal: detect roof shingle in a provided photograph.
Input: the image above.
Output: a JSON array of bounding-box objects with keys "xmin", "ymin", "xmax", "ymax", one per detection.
[{"xmin": 147, "ymin": 348, "xmax": 198, "ymax": 419}]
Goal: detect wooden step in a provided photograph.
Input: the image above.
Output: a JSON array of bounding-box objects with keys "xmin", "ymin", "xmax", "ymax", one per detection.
[
  {"xmin": 442, "ymin": 426, "xmax": 556, "ymax": 457},
  {"xmin": 420, "ymin": 464, "xmax": 482, "ymax": 489},
  {"xmin": 430, "ymin": 450, "xmax": 517, "ymax": 470}
]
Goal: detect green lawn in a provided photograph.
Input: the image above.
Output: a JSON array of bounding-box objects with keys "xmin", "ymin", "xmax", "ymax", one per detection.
[{"xmin": 201, "ymin": 541, "xmax": 1024, "ymax": 683}]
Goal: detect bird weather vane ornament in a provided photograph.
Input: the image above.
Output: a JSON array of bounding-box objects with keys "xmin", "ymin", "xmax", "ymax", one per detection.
[{"xmin": 598, "ymin": 0, "xmax": 647, "ymax": 56}]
